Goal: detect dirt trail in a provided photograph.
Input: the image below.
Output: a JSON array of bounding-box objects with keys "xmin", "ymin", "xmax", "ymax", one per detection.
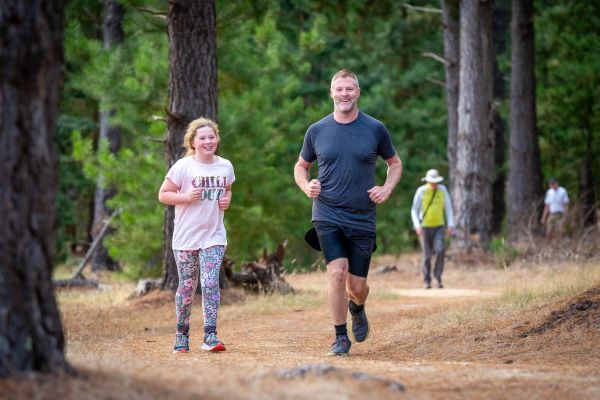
[{"xmin": 3, "ymin": 256, "xmax": 600, "ymax": 399}]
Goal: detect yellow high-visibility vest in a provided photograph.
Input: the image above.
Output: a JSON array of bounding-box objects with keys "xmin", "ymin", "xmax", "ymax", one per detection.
[{"xmin": 421, "ymin": 186, "xmax": 445, "ymax": 227}]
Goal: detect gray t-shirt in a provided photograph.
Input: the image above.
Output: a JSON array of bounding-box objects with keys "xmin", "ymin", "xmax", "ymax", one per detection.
[{"xmin": 300, "ymin": 111, "xmax": 396, "ymax": 232}]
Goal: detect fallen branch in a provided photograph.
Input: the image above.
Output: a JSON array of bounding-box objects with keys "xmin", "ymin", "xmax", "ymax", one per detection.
[
  {"xmin": 54, "ymin": 279, "xmax": 99, "ymax": 289},
  {"xmin": 375, "ymin": 265, "xmax": 398, "ymax": 274},
  {"xmin": 71, "ymin": 209, "xmax": 121, "ymax": 280},
  {"xmin": 129, "ymin": 278, "xmax": 162, "ymax": 298},
  {"xmin": 222, "ymin": 241, "xmax": 294, "ymax": 294}
]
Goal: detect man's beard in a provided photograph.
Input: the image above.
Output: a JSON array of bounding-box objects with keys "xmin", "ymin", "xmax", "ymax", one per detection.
[{"xmin": 335, "ymin": 100, "xmax": 356, "ymax": 113}]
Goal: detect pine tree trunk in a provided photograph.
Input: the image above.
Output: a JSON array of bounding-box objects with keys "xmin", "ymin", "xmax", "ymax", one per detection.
[
  {"xmin": 0, "ymin": 0, "xmax": 70, "ymax": 376},
  {"xmin": 442, "ymin": 0, "xmax": 460, "ymax": 201},
  {"xmin": 580, "ymin": 122, "xmax": 596, "ymax": 227},
  {"xmin": 481, "ymin": 0, "xmax": 497, "ymax": 237},
  {"xmin": 92, "ymin": 0, "xmax": 124, "ymax": 272},
  {"xmin": 507, "ymin": 0, "xmax": 543, "ymax": 241},
  {"xmin": 491, "ymin": 1, "xmax": 508, "ymax": 234},
  {"xmin": 162, "ymin": 0, "xmax": 217, "ymax": 291},
  {"xmin": 454, "ymin": 0, "xmax": 494, "ymax": 251}
]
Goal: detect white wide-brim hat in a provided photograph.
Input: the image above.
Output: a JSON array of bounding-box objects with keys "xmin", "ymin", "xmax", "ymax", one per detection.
[{"xmin": 422, "ymin": 169, "xmax": 444, "ymax": 183}]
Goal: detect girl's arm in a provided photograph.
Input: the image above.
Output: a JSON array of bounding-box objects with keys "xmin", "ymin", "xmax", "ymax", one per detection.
[
  {"xmin": 158, "ymin": 178, "xmax": 200, "ymax": 205},
  {"xmin": 218, "ymin": 185, "xmax": 233, "ymax": 210}
]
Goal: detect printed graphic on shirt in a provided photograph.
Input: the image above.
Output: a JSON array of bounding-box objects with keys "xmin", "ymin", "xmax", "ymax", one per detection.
[{"xmin": 191, "ymin": 175, "xmax": 227, "ymax": 201}]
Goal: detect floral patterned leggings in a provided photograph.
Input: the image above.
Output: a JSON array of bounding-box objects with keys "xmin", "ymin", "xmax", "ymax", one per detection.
[{"xmin": 173, "ymin": 246, "xmax": 225, "ymax": 335}]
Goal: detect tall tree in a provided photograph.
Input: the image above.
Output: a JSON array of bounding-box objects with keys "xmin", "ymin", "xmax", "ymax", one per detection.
[
  {"xmin": 481, "ymin": 0, "xmax": 509, "ymax": 236},
  {"xmin": 580, "ymin": 127, "xmax": 596, "ymax": 227},
  {"xmin": 454, "ymin": 0, "xmax": 494, "ymax": 251},
  {"xmin": 0, "ymin": 0, "xmax": 70, "ymax": 376},
  {"xmin": 91, "ymin": 0, "xmax": 124, "ymax": 271},
  {"xmin": 481, "ymin": 0, "xmax": 497, "ymax": 235},
  {"xmin": 507, "ymin": 0, "xmax": 542, "ymax": 241},
  {"xmin": 442, "ymin": 0, "xmax": 460, "ymax": 203},
  {"xmin": 162, "ymin": 0, "xmax": 217, "ymax": 290},
  {"xmin": 491, "ymin": 0, "xmax": 508, "ymax": 234}
]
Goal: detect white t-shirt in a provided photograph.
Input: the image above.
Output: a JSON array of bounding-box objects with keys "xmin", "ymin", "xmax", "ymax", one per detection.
[
  {"xmin": 544, "ymin": 186, "xmax": 569, "ymax": 214},
  {"xmin": 166, "ymin": 155, "xmax": 235, "ymax": 250}
]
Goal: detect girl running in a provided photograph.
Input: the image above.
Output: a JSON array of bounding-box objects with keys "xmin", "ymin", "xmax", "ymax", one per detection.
[{"xmin": 158, "ymin": 117, "xmax": 235, "ymax": 353}]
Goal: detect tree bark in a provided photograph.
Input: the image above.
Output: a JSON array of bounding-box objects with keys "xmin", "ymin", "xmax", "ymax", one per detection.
[
  {"xmin": 481, "ymin": 0, "xmax": 497, "ymax": 236},
  {"xmin": 92, "ymin": 0, "xmax": 124, "ymax": 272},
  {"xmin": 441, "ymin": 0, "xmax": 460, "ymax": 202},
  {"xmin": 507, "ymin": 0, "xmax": 543, "ymax": 241},
  {"xmin": 162, "ymin": 0, "xmax": 217, "ymax": 291},
  {"xmin": 580, "ymin": 119, "xmax": 596, "ymax": 227},
  {"xmin": 454, "ymin": 0, "xmax": 494, "ymax": 251},
  {"xmin": 491, "ymin": 1, "xmax": 508, "ymax": 234},
  {"xmin": 0, "ymin": 0, "xmax": 70, "ymax": 376}
]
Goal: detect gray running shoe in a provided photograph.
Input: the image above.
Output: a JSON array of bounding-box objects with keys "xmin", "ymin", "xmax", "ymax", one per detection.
[
  {"xmin": 351, "ymin": 308, "xmax": 370, "ymax": 342},
  {"xmin": 172, "ymin": 332, "xmax": 189, "ymax": 353},
  {"xmin": 329, "ymin": 335, "xmax": 351, "ymax": 356},
  {"xmin": 202, "ymin": 332, "xmax": 226, "ymax": 352}
]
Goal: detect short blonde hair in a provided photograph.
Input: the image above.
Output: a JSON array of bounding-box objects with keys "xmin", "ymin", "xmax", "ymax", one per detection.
[
  {"xmin": 330, "ymin": 69, "xmax": 360, "ymax": 88},
  {"xmin": 183, "ymin": 117, "xmax": 220, "ymax": 157}
]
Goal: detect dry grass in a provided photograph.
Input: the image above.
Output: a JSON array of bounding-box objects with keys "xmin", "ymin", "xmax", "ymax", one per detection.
[
  {"xmin": 2, "ymin": 253, "xmax": 600, "ymax": 399},
  {"xmin": 56, "ymin": 281, "xmax": 136, "ymax": 307},
  {"xmin": 367, "ymin": 258, "xmax": 600, "ymax": 380},
  {"xmin": 226, "ymin": 289, "xmax": 323, "ymax": 315}
]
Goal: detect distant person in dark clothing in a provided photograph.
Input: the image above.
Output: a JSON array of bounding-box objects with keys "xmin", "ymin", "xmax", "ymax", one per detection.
[{"xmin": 294, "ymin": 69, "xmax": 403, "ymax": 356}]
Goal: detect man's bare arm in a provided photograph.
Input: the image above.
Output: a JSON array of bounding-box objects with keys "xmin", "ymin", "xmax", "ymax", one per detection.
[
  {"xmin": 367, "ymin": 154, "xmax": 403, "ymax": 204},
  {"xmin": 294, "ymin": 156, "xmax": 321, "ymax": 198}
]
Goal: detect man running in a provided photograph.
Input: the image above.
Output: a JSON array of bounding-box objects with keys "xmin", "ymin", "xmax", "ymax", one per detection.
[{"xmin": 294, "ymin": 69, "xmax": 402, "ymax": 356}]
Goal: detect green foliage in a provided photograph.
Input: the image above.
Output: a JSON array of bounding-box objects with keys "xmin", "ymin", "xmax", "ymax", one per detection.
[
  {"xmin": 102, "ymin": 144, "xmax": 165, "ymax": 279},
  {"xmin": 489, "ymin": 237, "xmax": 520, "ymax": 268},
  {"xmin": 57, "ymin": 0, "xmax": 452, "ymax": 271},
  {"xmin": 71, "ymin": 131, "xmax": 165, "ymax": 278},
  {"xmin": 56, "ymin": 0, "xmax": 599, "ymax": 277},
  {"xmin": 536, "ymin": 1, "xmax": 600, "ymax": 195},
  {"xmin": 56, "ymin": 119, "xmax": 97, "ymax": 261},
  {"xmin": 217, "ymin": 1, "xmax": 447, "ymax": 263},
  {"xmin": 56, "ymin": 2, "xmax": 104, "ymax": 262},
  {"xmin": 59, "ymin": 0, "xmax": 168, "ymax": 276},
  {"xmin": 218, "ymin": 10, "xmax": 317, "ymax": 263}
]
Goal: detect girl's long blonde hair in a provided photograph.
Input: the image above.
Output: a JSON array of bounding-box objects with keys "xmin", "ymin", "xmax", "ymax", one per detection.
[{"xmin": 182, "ymin": 117, "xmax": 220, "ymax": 157}]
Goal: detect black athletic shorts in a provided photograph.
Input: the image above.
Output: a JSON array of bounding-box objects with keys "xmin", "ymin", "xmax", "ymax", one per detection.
[{"xmin": 313, "ymin": 221, "xmax": 376, "ymax": 278}]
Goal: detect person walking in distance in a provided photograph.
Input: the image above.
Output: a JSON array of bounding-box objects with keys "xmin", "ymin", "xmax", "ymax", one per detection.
[
  {"xmin": 410, "ymin": 169, "xmax": 454, "ymax": 289},
  {"xmin": 158, "ymin": 117, "xmax": 235, "ymax": 353},
  {"xmin": 294, "ymin": 69, "xmax": 403, "ymax": 356},
  {"xmin": 540, "ymin": 177, "xmax": 569, "ymax": 240}
]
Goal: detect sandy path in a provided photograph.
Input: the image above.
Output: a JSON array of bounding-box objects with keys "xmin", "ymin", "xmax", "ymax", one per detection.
[{"xmin": 50, "ymin": 260, "xmax": 600, "ymax": 399}]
